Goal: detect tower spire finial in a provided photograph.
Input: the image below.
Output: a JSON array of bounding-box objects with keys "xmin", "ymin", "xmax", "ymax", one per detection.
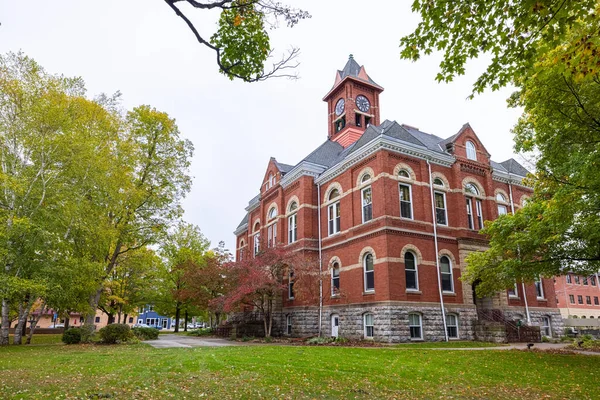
[{"xmin": 349, "ymin": 54, "xmax": 353, "ymax": 59}]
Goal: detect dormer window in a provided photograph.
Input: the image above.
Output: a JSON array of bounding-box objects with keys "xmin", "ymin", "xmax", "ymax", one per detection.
[{"xmin": 466, "ymin": 141, "xmax": 477, "ymax": 161}]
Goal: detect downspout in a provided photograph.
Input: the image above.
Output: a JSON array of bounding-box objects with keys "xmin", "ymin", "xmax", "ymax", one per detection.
[
  {"xmin": 427, "ymin": 160, "xmax": 449, "ymax": 341},
  {"xmin": 509, "ymin": 180, "xmax": 531, "ymax": 324},
  {"xmin": 317, "ymin": 183, "xmax": 323, "ymax": 337}
]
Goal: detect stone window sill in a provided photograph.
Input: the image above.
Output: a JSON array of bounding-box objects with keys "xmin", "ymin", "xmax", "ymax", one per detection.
[
  {"xmin": 537, "ymin": 297, "xmax": 547, "ymax": 301},
  {"xmin": 363, "ymin": 291, "xmax": 375, "ymax": 296},
  {"xmin": 442, "ymin": 292, "xmax": 456, "ymax": 296},
  {"xmin": 406, "ymin": 290, "xmax": 422, "ymax": 294}
]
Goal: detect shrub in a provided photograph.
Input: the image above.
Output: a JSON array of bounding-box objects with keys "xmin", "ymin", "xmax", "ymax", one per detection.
[
  {"xmin": 132, "ymin": 327, "xmax": 159, "ymax": 340},
  {"xmin": 306, "ymin": 337, "xmax": 335, "ymax": 345},
  {"xmin": 62, "ymin": 328, "xmax": 82, "ymax": 344},
  {"xmin": 187, "ymin": 327, "xmax": 213, "ymax": 337},
  {"xmin": 98, "ymin": 324, "xmax": 133, "ymax": 344},
  {"xmin": 80, "ymin": 325, "xmax": 97, "ymax": 343}
]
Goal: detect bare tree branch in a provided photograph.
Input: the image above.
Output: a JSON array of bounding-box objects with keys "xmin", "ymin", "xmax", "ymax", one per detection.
[{"xmin": 164, "ymin": 0, "xmax": 308, "ymax": 82}]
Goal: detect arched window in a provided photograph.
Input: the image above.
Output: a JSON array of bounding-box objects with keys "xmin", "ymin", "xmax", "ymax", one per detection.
[
  {"xmin": 239, "ymin": 240, "xmax": 245, "ymax": 261},
  {"xmin": 440, "ymin": 256, "xmax": 453, "ymax": 292},
  {"xmin": 266, "ymin": 173, "xmax": 275, "ymax": 189},
  {"xmin": 364, "ymin": 313, "xmax": 374, "ymax": 338},
  {"xmin": 408, "ymin": 313, "xmax": 422, "ymax": 340},
  {"xmin": 496, "ymin": 193, "xmax": 508, "ymax": 216},
  {"xmin": 288, "ymin": 202, "xmax": 297, "ymax": 244},
  {"xmin": 405, "ymin": 252, "xmax": 418, "ymax": 290},
  {"xmin": 361, "ymin": 185, "xmax": 373, "ymax": 223},
  {"xmin": 464, "ymin": 183, "xmax": 482, "ymax": 230},
  {"xmin": 433, "ymin": 178, "xmax": 444, "ymax": 187},
  {"xmin": 466, "ymin": 141, "xmax": 477, "ymax": 161},
  {"xmin": 328, "ymin": 189, "xmax": 341, "ymax": 235},
  {"xmin": 364, "ymin": 253, "xmax": 374, "ymax": 292},
  {"xmin": 398, "ymin": 169, "xmax": 410, "ymax": 179},
  {"xmin": 331, "ymin": 262, "xmax": 340, "ymax": 295},
  {"xmin": 446, "ymin": 314, "xmax": 459, "ymax": 339},
  {"xmin": 268, "ymin": 207, "xmax": 277, "ymax": 220},
  {"xmin": 361, "ymin": 173, "xmax": 371, "ymax": 184}
]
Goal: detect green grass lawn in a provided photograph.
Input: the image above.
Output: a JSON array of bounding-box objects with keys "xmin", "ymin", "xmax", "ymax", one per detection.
[
  {"xmin": 0, "ymin": 342, "xmax": 598, "ymax": 399},
  {"xmin": 394, "ymin": 340, "xmax": 508, "ymax": 348},
  {"xmin": 7, "ymin": 334, "xmax": 62, "ymax": 345}
]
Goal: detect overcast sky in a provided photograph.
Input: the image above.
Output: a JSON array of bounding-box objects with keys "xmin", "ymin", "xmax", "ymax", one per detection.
[{"xmin": 1, "ymin": 1, "xmax": 523, "ymax": 252}]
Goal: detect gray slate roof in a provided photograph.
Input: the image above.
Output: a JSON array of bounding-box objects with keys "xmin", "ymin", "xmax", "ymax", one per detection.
[
  {"xmin": 275, "ymin": 161, "xmax": 294, "ymax": 173},
  {"xmin": 336, "ymin": 55, "xmax": 381, "ymax": 88},
  {"xmin": 236, "ymin": 213, "xmax": 248, "ymax": 230},
  {"xmin": 500, "ymin": 158, "xmax": 530, "ymax": 177}
]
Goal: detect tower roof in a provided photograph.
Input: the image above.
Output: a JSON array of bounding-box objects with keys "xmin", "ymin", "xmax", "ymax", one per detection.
[{"xmin": 323, "ymin": 55, "xmax": 383, "ymax": 99}]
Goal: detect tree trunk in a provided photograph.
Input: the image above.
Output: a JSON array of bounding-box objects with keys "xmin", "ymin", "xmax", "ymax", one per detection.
[
  {"xmin": 13, "ymin": 299, "xmax": 31, "ymax": 345},
  {"xmin": 174, "ymin": 302, "xmax": 181, "ymax": 333},
  {"xmin": 107, "ymin": 314, "xmax": 115, "ymax": 325},
  {"xmin": 184, "ymin": 310, "xmax": 188, "ymax": 332},
  {"xmin": 215, "ymin": 312, "xmax": 220, "ymax": 327},
  {"xmin": 85, "ymin": 288, "xmax": 103, "ymax": 326},
  {"xmin": 123, "ymin": 313, "xmax": 128, "ymax": 325},
  {"xmin": 266, "ymin": 299, "xmax": 273, "ymax": 338},
  {"xmin": 26, "ymin": 303, "xmax": 46, "ymax": 344},
  {"xmin": 64, "ymin": 313, "xmax": 70, "ymax": 331},
  {"xmin": 0, "ymin": 298, "xmax": 10, "ymax": 345}
]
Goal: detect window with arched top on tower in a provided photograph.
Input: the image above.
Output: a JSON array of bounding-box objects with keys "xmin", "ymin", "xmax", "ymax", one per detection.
[{"xmin": 466, "ymin": 141, "xmax": 477, "ymax": 161}]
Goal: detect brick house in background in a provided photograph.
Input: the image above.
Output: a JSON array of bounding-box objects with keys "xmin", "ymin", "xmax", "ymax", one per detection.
[
  {"xmin": 555, "ymin": 273, "xmax": 600, "ymax": 320},
  {"xmin": 233, "ymin": 56, "xmax": 563, "ymax": 342}
]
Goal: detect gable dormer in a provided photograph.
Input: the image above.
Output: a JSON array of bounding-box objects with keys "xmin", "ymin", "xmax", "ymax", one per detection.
[
  {"xmin": 261, "ymin": 157, "xmax": 293, "ymax": 193},
  {"xmin": 443, "ymin": 123, "xmax": 491, "ymax": 165},
  {"xmin": 323, "ymin": 55, "xmax": 384, "ymax": 148}
]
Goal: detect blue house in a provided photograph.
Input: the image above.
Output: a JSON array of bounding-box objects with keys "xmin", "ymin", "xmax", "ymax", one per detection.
[{"xmin": 137, "ymin": 305, "xmax": 173, "ymax": 329}]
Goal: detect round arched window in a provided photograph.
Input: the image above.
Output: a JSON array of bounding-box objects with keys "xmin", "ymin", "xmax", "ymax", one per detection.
[{"xmin": 466, "ymin": 141, "xmax": 477, "ymax": 161}]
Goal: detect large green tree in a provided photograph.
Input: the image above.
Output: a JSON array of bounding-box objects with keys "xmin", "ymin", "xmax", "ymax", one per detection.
[{"xmin": 400, "ymin": 1, "xmax": 600, "ymax": 294}]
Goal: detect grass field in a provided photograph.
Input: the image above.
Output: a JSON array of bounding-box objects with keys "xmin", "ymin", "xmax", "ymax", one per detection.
[
  {"xmin": 0, "ymin": 341, "xmax": 598, "ymax": 399},
  {"xmin": 7, "ymin": 334, "xmax": 62, "ymax": 345}
]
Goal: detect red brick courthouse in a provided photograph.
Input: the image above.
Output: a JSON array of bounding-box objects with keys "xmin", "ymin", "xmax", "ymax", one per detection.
[{"xmin": 234, "ymin": 56, "xmax": 563, "ymax": 342}]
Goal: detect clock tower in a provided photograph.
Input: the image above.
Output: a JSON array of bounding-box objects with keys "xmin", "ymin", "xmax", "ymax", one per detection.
[{"xmin": 323, "ymin": 55, "xmax": 384, "ymax": 147}]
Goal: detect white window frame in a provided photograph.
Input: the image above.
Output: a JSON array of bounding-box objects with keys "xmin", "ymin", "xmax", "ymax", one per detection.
[
  {"xmin": 466, "ymin": 198, "xmax": 474, "ymax": 230},
  {"xmin": 288, "ymin": 213, "xmax": 297, "ymax": 244},
  {"xmin": 446, "ymin": 314, "xmax": 459, "ymax": 339},
  {"xmin": 541, "ymin": 316, "xmax": 551, "ymax": 337},
  {"xmin": 566, "ymin": 274, "xmax": 572, "ymax": 284},
  {"xmin": 399, "ymin": 183, "xmax": 413, "ymax": 219},
  {"xmin": 288, "ymin": 270, "xmax": 295, "ymax": 300},
  {"xmin": 466, "ymin": 141, "xmax": 477, "ymax": 161},
  {"xmin": 535, "ymin": 277, "xmax": 545, "ymax": 299},
  {"xmin": 328, "ymin": 201, "xmax": 341, "ymax": 235},
  {"xmin": 434, "ymin": 191, "xmax": 448, "ymax": 226},
  {"xmin": 408, "ymin": 313, "xmax": 423, "ymax": 340},
  {"xmin": 507, "ymin": 282, "xmax": 518, "ymax": 298},
  {"xmin": 440, "ymin": 256, "xmax": 454, "ymax": 293},
  {"xmin": 363, "ymin": 253, "xmax": 375, "ymax": 292},
  {"xmin": 404, "ymin": 251, "xmax": 419, "ymax": 291},
  {"xmin": 331, "ymin": 263, "xmax": 340, "ymax": 296},
  {"xmin": 286, "ymin": 315, "xmax": 292, "ymax": 335},
  {"xmin": 253, "ymin": 233, "xmax": 260, "ymax": 256},
  {"xmin": 475, "ymin": 199, "xmax": 483, "ymax": 230},
  {"xmin": 364, "ymin": 313, "xmax": 374, "ymax": 338},
  {"xmin": 267, "ymin": 223, "xmax": 277, "ymax": 247},
  {"xmin": 497, "ymin": 204, "xmax": 508, "ymax": 216},
  {"xmin": 361, "ymin": 186, "xmax": 373, "ymax": 223}
]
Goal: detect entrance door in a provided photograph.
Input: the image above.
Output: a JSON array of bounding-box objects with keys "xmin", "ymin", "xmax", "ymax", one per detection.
[
  {"xmin": 162, "ymin": 319, "xmax": 168, "ymax": 329},
  {"xmin": 331, "ymin": 314, "xmax": 339, "ymax": 338}
]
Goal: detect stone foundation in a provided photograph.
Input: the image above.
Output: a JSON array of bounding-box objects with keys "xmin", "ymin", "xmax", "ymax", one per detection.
[{"xmin": 283, "ymin": 302, "xmax": 478, "ymax": 343}]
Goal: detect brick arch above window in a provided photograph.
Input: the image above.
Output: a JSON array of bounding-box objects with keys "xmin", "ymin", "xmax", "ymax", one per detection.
[
  {"xmin": 286, "ymin": 196, "xmax": 299, "ymax": 215},
  {"xmin": 461, "ymin": 177, "xmax": 486, "ymax": 197},
  {"xmin": 324, "ymin": 182, "xmax": 343, "ymax": 204},
  {"xmin": 431, "ymin": 172, "xmax": 450, "ymax": 190},
  {"xmin": 356, "ymin": 167, "xmax": 375, "ymax": 187},
  {"xmin": 252, "ymin": 219, "xmax": 261, "ymax": 232},
  {"xmin": 438, "ymin": 249, "xmax": 458, "ymax": 267},
  {"xmin": 239, "ymin": 239, "xmax": 246, "ymax": 247},
  {"xmin": 328, "ymin": 256, "xmax": 342, "ymax": 270},
  {"xmin": 267, "ymin": 202, "xmax": 278, "ymax": 220},
  {"xmin": 494, "ymin": 188, "xmax": 510, "ymax": 204},
  {"xmin": 393, "ymin": 163, "xmax": 416, "ymax": 181},
  {"xmin": 400, "ymin": 244, "xmax": 423, "ymax": 265},
  {"xmin": 357, "ymin": 246, "xmax": 377, "ymax": 265}
]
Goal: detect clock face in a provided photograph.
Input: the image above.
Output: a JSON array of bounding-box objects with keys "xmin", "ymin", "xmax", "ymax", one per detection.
[
  {"xmin": 356, "ymin": 95, "xmax": 370, "ymax": 113},
  {"xmin": 335, "ymin": 98, "xmax": 345, "ymax": 116}
]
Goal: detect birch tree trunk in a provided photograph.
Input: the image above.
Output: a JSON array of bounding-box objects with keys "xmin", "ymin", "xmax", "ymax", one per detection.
[
  {"xmin": 13, "ymin": 298, "xmax": 32, "ymax": 345},
  {"xmin": 0, "ymin": 299, "xmax": 10, "ymax": 345}
]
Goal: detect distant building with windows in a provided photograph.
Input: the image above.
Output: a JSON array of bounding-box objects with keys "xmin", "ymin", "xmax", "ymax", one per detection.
[
  {"xmin": 233, "ymin": 56, "xmax": 563, "ymax": 342},
  {"xmin": 555, "ymin": 273, "xmax": 600, "ymax": 320},
  {"xmin": 138, "ymin": 305, "xmax": 173, "ymax": 329}
]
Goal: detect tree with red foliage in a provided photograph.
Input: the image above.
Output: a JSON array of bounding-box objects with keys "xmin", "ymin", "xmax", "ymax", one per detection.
[{"xmin": 221, "ymin": 246, "xmax": 317, "ymax": 337}]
